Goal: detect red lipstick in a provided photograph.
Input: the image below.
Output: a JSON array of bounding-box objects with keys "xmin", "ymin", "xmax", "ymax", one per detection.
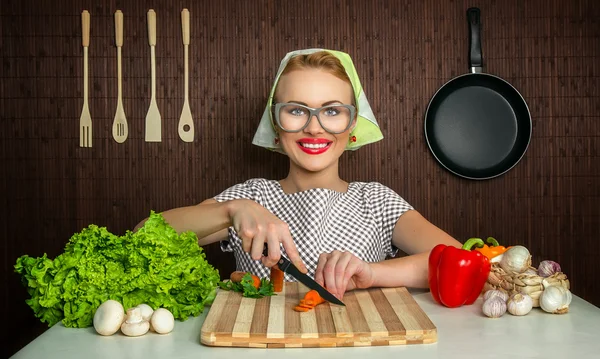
[{"xmin": 296, "ymin": 138, "xmax": 332, "ymax": 155}]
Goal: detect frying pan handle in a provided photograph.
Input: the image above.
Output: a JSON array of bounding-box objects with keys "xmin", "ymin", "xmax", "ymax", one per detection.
[{"xmin": 467, "ymin": 7, "xmax": 483, "ymax": 72}]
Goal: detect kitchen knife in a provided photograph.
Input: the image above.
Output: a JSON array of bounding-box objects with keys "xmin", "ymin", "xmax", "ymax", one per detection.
[{"xmin": 263, "ymin": 245, "xmax": 345, "ymax": 306}]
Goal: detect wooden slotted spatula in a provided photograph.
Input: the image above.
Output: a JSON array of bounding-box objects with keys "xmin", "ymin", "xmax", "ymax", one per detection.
[
  {"xmin": 112, "ymin": 10, "xmax": 128, "ymax": 143},
  {"xmin": 145, "ymin": 9, "xmax": 161, "ymax": 142},
  {"xmin": 79, "ymin": 10, "xmax": 92, "ymax": 148},
  {"xmin": 178, "ymin": 8, "xmax": 194, "ymax": 143}
]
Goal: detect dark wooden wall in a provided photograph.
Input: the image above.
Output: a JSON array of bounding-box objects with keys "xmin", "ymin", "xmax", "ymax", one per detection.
[{"xmin": 2, "ymin": 0, "xmax": 599, "ymax": 356}]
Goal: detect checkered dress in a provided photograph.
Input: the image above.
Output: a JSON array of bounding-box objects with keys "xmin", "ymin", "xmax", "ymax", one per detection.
[{"xmin": 213, "ymin": 178, "xmax": 413, "ymax": 281}]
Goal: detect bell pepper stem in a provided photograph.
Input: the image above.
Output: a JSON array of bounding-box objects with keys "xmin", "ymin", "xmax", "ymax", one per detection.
[
  {"xmin": 462, "ymin": 238, "xmax": 485, "ymax": 251},
  {"xmin": 486, "ymin": 237, "xmax": 500, "ymax": 247}
]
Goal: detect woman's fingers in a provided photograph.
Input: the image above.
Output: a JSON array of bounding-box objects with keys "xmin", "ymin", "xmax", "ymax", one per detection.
[
  {"xmin": 314, "ymin": 253, "xmax": 328, "ymax": 286},
  {"xmin": 322, "ymin": 251, "xmax": 342, "ymax": 299},
  {"xmin": 234, "ymin": 214, "xmax": 255, "ymax": 254},
  {"xmin": 261, "ymin": 232, "xmax": 281, "ymax": 267},
  {"xmin": 250, "ymin": 226, "xmax": 266, "ymax": 261},
  {"xmin": 315, "ymin": 251, "xmax": 373, "ymax": 301},
  {"xmin": 230, "ymin": 201, "xmax": 302, "ymax": 271},
  {"xmin": 332, "ymin": 252, "xmax": 353, "ymax": 299},
  {"xmin": 280, "ymin": 227, "xmax": 307, "ymax": 273},
  {"xmin": 340, "ymin": 256, "xmax": 363, "ymax": 294}
]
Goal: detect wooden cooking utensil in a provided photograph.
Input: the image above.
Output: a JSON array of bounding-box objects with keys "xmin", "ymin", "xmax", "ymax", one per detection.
[
  {"xmin": 178, "ymin": 8, "xmax": 194, "ymax": 143},
  {"xmin": 112, "ymin": 10, "xmax": 128, "ymax": 143},
  {"xmin": 144, "ymin": 9, "xmax": 161, "ymax": 142},
  {"xmin": 79, "ymin": 10, "xmax": 92, "ymax": 147}
]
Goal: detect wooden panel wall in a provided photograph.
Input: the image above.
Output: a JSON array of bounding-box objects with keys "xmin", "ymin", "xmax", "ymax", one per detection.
[{"xmin": 2, "ymin": 0, "xmax": 599, "ymax": 356}]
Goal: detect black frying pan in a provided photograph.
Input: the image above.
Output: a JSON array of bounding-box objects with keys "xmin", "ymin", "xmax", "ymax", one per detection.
[{"xmin": 424, "ymin": 7, "xmax": 532, "ymax": 180}]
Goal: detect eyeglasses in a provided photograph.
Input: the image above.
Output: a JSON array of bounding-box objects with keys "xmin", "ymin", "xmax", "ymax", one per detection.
[{"xmin": 272, "ymin": 102, "xmax": 356, "ymax": 134}]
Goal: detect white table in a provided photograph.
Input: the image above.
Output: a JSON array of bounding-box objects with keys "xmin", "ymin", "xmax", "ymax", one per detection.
[{"xmin": 11, "ymin": 289, "xmax": 600, "ymax": 359}]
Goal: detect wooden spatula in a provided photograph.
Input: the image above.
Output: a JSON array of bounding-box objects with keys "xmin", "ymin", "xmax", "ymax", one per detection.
[
  {"xmin": 145, "ymin": 9, "xmax": 161, "ymax": 142},
  {"xmin": 178, "ymin": 8, "xmax": 194, "ymax": 143},
  {"xmin": 112, "ymin": 10, "xmax": 128, "ymax": 143}
]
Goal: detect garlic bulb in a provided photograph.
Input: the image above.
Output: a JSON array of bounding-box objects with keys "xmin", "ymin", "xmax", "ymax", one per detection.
[
  {"xmin": 482, "ymin": 297, "xmax": 507, "ymax": 318},
  {"xmin": 524, "ymin": 268, "xmax": 537, "ymax": 275},
  {"xmin": 483, "ymin": 289, "xmax": 508, "ymax": 303},
  {"xmin": 539, "ymin": 279, "xmax": 572, "ymax": 314},
  {"xmin": 507, "ymin": 293, "xmax": 533, "ymax": 316},
  {"xmin": 538, "ymin": 260, "xmax": 561, "ymax": 277},
  {"xmin": 499, "ymin": 245, "xmax": 532, "ymax": 274}
]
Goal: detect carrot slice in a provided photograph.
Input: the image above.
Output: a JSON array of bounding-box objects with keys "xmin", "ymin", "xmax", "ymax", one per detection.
[
  {"xmin": 303, "ymin": 290, "xmax": 325, "ymax": 305},
  {"xmin": 294, "ymin": 306, "xmax": 310, "ymax": 312},
  {"xmin": 294, "ymin": 290, "xmax": 327, "ymax": 312}
]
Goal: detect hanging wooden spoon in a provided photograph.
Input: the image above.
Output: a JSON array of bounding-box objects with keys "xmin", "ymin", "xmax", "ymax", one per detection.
[{"xmin": 178, "ymin": 8, "xmax": 194, "ymax": 142}]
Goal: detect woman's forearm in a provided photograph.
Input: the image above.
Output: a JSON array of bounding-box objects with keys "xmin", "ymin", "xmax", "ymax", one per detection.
[
  {"xmin": 370, "ymin": 252, "xmax": 431, "ymax": 289},
  {"xmin": 135, "ymin": 200, "xmax": 233, "ymax": 245}
]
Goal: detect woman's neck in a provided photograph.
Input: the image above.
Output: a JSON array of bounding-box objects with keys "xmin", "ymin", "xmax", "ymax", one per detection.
[{"xmin": 280, "ymin": 160, "xmax": 348, "ymax": 194}]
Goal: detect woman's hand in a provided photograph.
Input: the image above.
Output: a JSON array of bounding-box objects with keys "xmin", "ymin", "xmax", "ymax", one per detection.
[
  {"xmin": 314, "ymin": 250, "xmax": 375, "ymax": 300},
  {"xmin": 228, "ymin": 199, "xmax": 307, "ymax": 273}
]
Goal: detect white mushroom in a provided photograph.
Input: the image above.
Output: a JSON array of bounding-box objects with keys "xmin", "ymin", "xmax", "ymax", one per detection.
[
  {"xmin": 93, "ymin": 300, "xmax": 125, "ymax": 336},
  {"xmin": 136, "ymin": 303, "xmax": 154, "ymax": 321},
  {"xmin": 120, "ymin": 307, "xmax": 150, "ymax": 337},
  {"xmin": 150, "ymin": 308, "xmax": 175, "ymax": 334}
]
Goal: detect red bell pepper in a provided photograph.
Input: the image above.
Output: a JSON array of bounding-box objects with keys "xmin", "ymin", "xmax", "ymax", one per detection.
[{"xmin": 428, "ymin": 238, "xmax": 491, "ymax": 308}]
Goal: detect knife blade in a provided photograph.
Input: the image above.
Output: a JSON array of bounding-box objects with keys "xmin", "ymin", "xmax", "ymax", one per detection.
[{"xmin": 263, "ymin": 245, "xmax": 345, "ymax": 306}]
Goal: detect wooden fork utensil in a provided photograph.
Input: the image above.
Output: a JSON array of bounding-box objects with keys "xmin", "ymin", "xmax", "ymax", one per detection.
[
  {"xmin": 79, "ymin": 10, "xmax": 92, "ymax": 147},
  {"xmin": 112, "ymin": 10, "xmax": 128, "ymax": 143}
]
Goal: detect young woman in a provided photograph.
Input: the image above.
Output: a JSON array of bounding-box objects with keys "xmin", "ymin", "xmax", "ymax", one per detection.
[{"xmin": 135, "ymin": 48, "xmax": 462, "ymax": 300}]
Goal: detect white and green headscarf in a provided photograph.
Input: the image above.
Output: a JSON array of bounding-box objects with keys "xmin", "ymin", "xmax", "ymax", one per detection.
[{"xmin": 252, "ymin": 48, "xmax": 384, "ymax": 154}]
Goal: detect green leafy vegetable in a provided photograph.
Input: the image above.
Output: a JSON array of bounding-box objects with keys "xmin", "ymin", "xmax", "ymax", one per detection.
[
  {"xmin": 218, "ymin": 273, "xmax": 274, "ymax": 298},
  {"xmin": 14, "ymin": 211, "xmax": 220, "ymax": 328}
]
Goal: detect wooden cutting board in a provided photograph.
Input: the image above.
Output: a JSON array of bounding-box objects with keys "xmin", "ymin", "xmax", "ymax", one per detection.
[{"xmin": 200, "ymin": 282, "xmax": 437, "ymax": 348}]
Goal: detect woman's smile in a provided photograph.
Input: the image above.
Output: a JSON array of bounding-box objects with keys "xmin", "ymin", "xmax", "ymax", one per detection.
[{"xmin": 297, "ymin": 138, "xmax": 333, "ymax": 155}]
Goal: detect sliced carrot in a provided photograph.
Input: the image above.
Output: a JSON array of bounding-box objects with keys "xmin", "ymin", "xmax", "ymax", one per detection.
[
  {"xmin": 303, "ymin": 290, "xmax": 325, "ymax": 305},
  {"xmin": 294, "ymin": 290, "xmax": 327, "ymax": 312},
  {"xmin": 270, "ymin": 265, "xmax": 284, "ymax": 292}
]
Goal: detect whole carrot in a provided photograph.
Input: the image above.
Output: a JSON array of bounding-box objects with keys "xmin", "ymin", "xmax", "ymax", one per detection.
[{"xmin": 270, "ymin": 265, "xmax": 284, "ymax": 292}]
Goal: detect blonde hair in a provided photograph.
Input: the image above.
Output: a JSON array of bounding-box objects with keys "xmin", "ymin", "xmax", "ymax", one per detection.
[{"xmin": 274, "ymin": 51, "xmax": 354, "ymax": 104}]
